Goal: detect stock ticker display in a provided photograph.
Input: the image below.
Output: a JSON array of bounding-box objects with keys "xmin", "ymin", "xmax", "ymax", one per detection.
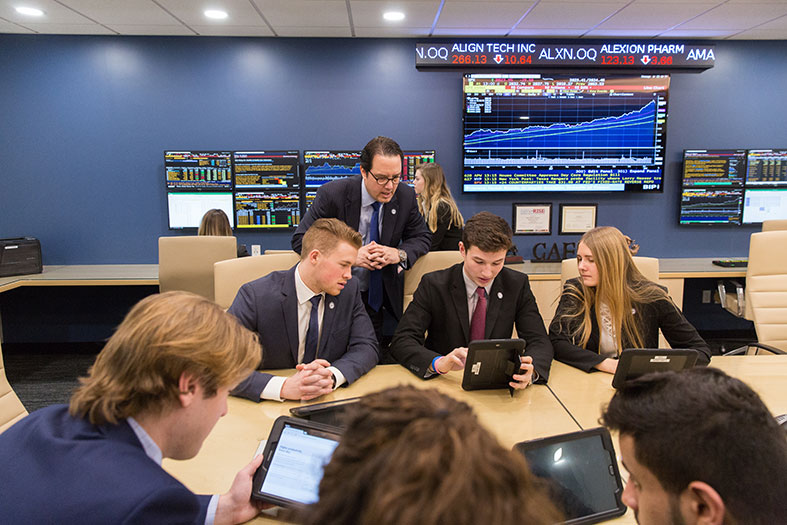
[
  {"xmin": 165, "ymin": 151, "xmax": 233, "ymax": 190},
  {"xmin": 746, "ymin": 150, "xmax": 787, "ymax": 185},
  {"xmin": 235, "ymin": 192, "xmax": 301, "ymax": 229},
  {"xmin": 462, "ymin": 74, "xmax": 669, "ymax": 193}
]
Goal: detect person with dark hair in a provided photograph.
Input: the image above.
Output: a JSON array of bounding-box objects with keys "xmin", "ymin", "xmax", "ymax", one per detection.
[
  {"xmin": 0, "ymin": 292, "xmax": 264, "ymax": 523},
  {"xmin": 291, "ymin": 136, "xmax": 431, "ymax": 353},
  {"xmin": 601, "ymin": 367, "xmax": 787, "ymax": 525},
  {"xmin": 413, "ymin": 162, "xmax": 464, "ymax": 251},
  {"xmin": 198, "ymin": 208, "xmax": 249, "ymax": 257},
  {"xmin": 230, "ymin": 218, "xmax": 379, "ymax": 402},
  {"xmin": 297, "ymin": 386, "xmax": 563, "ymax": 525},
  {"xmin": 550, "ymin": 226, "xmax": 710, "ymax": 374},
  {"xmin": 390, "ymin": 211, "xmax": 553, "ymax": 386}
]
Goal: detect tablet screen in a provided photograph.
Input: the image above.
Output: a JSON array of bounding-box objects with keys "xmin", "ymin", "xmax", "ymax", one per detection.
[
  {"xmin": 516, "ymin": 430, "xmax": 625, "ymax": 524},
  {"xmin": 259, "ymin": 423, "xmax": 340, "ymax": 505}
]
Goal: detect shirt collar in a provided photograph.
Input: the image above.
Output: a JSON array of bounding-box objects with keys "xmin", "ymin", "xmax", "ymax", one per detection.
[
  {"xmin": 294, "ymin": 263, "xmax": 323, "ymax": 305},
  {"xmin": 127, "ymin": 416, "xmax": 163, "ymax": 465},
  {"xmin": 360, "ymin": 178, "xmax": 378, "ymax": 208},
  {"xmin": 462, "ymin": 266, "xmax": 492, "ymax": 299}
]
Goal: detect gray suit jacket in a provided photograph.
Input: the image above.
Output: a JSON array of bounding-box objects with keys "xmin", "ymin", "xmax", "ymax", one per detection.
[{"xmin": 228, "ymin": 266, "xmax": 380, "ymax": 401}]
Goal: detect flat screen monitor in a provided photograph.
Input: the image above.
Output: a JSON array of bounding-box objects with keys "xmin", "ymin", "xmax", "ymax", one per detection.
[
  {"xmin": 462, "ymin": 74, "xmax": 669, "ymax": 193},
  {"xmin": 165, "ymin": 151, "xmax": 232, "ymax": 190},
  {"xmin": 233, "ymin": 151, "xmax": 300, "ymax": 190},
  {"xmin": 235, "ymin": 191, "xmax": 301, "ymax": 229},
  {"xmin": 679, "ymin": 150, "xmax": 747, "ymax": 225},
  {"xmin": 167, "ymin": 192, "xmax": 234, "ymax": 230},
  {"xmin": 303, "ymin": 151, "xmax": 361, "ymax": 189},
  {"xmin": 742, "ymin": 188, "xmax": 787, "ymax": 224},
  {"xmin": 679, "ymin": 188, "xmax": 743, "ymax": 225},
  {"xmin": 745, "ymin": 149, "xmax": 787, "ymax": 186},
  {"xmin": 402, "ymin": 150, "xmax": 436, "ymax": 185}
]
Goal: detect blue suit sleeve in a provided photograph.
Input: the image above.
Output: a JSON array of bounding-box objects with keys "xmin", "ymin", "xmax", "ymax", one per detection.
[
  {"xmin": 329, "ymin": 284, "xmax": 380, "ymax": 384},
  {"xmin": 227, "ymin": 283, "xmax": 274, "ymax": 402}
]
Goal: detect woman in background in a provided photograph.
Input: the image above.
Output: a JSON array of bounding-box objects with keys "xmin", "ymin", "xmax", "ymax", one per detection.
[
  {"xmin": 198, "ymin": 208, "xmax": 249, "ymax": 257},
  {"xmin": 413, "ymin": 163, "xmax": 464, "ymax": 251},
  {"xmin": 549, "ymin": 226, "xmax": 710, "ymax": 374},
  {"xmin": 298, "ymin": 386, "xmax": 562, "ymax": 525}
]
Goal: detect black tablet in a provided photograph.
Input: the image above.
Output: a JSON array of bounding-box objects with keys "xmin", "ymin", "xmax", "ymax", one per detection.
[
  {"xmin": 251, "ymin": 416, "xmax": 343, "ymax": 507},
  {"xmin": 288, "ymin": 397, "xmax": 361, "ymax": 427},
  {"xmin": 514, "ymin": 427, "xmax": 627, "ymax": 525},
  {"xmin": 612, "ymin": 348, "xmax": 699, "ymax": 389},
  {"xmin": 462, "ymin": 338, "xmax": 525, "ymax": 391}
]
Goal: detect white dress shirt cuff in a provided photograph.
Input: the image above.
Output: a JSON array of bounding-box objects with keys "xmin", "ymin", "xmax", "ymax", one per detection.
[
  {"xmin": 328, "ymin": 366, "xmax": 346, "ymax": 389},
  {"xmin": 205, "ymin": 494, "xmax": 219, "ymax": 525},
  {"xmin": 261, "ymin": 376, "xmax": 287, "ymax": 402}
]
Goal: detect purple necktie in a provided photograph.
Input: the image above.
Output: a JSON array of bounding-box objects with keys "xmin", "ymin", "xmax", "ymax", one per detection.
[{"xmin": 469, "ymin": 287, "xmax": 487, "ymax": 342}]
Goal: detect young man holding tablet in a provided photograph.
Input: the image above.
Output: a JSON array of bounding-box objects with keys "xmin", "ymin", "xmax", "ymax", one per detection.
[
  {"xmin": 0, "ymin": 292, "xmax": 264, "ymax": 524},
  {"xmin": 390, "ymin": 212, "xmax": 553, "ymax": 387},
  {"xmin": 229, "ymin": 218, "xmax": 379, "ymax": 402}
]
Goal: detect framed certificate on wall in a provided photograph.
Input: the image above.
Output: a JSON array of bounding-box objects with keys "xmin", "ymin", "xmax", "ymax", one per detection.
[
  {"xmin": 513, "ymin": 203, "xmax": 552, "ymax": 235},
  {"xmin": 559, "ymin": 204, "xmax": 597, "ymax": 234}
]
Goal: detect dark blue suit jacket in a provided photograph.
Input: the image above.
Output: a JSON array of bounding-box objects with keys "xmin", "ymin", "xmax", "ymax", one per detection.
[
  {"xmin": 291, "ymin": 175, "xmax": 431, "ymax": 317},
  {"xmin": 228, "ymin": 265, "xmax": 380, "ymax": 401},
  {"xmin": 0, "ymin": 405, "xmax": 210, "ymax": 524}
]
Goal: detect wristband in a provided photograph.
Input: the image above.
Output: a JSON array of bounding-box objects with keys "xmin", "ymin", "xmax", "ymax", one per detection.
[{"xmin": 431, "ymin": 356, "xmax": 447, "ymax": 375}]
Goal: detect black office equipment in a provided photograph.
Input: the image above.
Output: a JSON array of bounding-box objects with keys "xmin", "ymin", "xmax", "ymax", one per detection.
[
  {"xmin": 462, "ymin": 339, "xmax": 525, "ymax": 394},
  {"xmin": 0, "ymin": 237, "xmax": 42, "ymax": 277},
  {"xmin": 679, "ymin": 149, "xmax": 746, "ymax": 225},
  {"xmin": 289, "ymin": 397, "xmax": 361, "ymax": 427},
  {"xmin": 514, "ymin": 427, "xmax": 627, "ymax": 524},
  {"xmin": 612, "ymin": 349, "xmax": 699, "ymax": 389},
  {"xmin": 712, "ymin": 259, "xmax": 748, "ymax": 267}
]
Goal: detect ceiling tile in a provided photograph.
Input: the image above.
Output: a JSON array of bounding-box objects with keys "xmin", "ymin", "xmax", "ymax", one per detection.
[
  {"xmin": 275, "ymin": 26, "xmax": 352, "ymax": 37},
  {"xmin": 508, "ymin": 27, "xmax": 586, "ymax": 36},
  {"xmin": 0, "ymin": 18, "xmax": 35, "ymax": 33},
  {"xmin": 436, "ymin": 2, "xmax": 534, "ymax": 29},
  {"xmin": 105, "ymin": 24, "xmax": 195, "ymax": 36},
  {"xmin": 432, "ymin": 26, "xmax": 510, "ymax": 35},
  {"xmin": 517, "ymin": 2, "xmax": 627, "ymax": 29},
  {"xmin": 156, "ymin": 0, "xmax": 264, "ymax": 26},
  {"xmin": 658, "ymin": 28, "xmax": 741, "ymax": 37},
  {"xmin": 355, "ymin": 26, "xmax": 432, "ymax": 37},
  {"xmin": 0, "ymin": 0, "xmax": 93, "ymax": 24},
  {"xmin": 57, "ymin": 0, "xmax": 178, "ymax": 25},
  {"xmin": 727, "ymin": 28, "xmax": 787, "ymax": 38},
  {"xmin": 191, "ymin": 25, "xmax": 275, "ymax": 37},
  {"xmin": 350, "ymin": 1, "xmax": 439, "ymax": 28},
  {"xmin": 253, "ymin": 0, "xmax": 349, "ymax": 27},
  {"xmin": 16, "ymin": 23, "xmax": 114, "ymax": 34},
  {"xmin": 584, "ymin": 28, "xmax": 662, "ymax": 37},
  {"xmin": 597, "ymin": 3, "xmax": 721, "ymax": 30},
  {"xmin": 678, "ymin": 3, "xmax": 787, "ymax": 29}
]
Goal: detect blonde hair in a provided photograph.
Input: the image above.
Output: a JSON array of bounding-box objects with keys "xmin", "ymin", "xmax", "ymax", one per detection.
[
  {"xmin": 301, "ymin": 218, "xmax": 362, "ymax": 259},
  {"xmin": 415, "ymin": 163, "xmax": 464, "ymax": 232},
  {"xmin": 559, "ymin": 226, "xmax": 669, "ymax": 354},
  {"xmin": 198, "ymin": 209, "xmax": 232, "ymax": 236},
  {"xmin": 70, "ymin": 291, "xmax": 260, "ymax": 425}
]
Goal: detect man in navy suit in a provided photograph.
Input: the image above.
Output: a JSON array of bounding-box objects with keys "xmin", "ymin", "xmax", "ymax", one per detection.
[
  {"xmin": 230, "ymin": 218, "xmax": 379, "ymax": 402},
  {"xmin": 0, "ymin": 291, "xmax": 264, "ymax": 524},
  {"xmin": 291, "ymin": 136, "xmax": 431, "ymax": 352},
  {"xmin": 390, "ymin": 212, "xmax": 554, "ymax": 387}
]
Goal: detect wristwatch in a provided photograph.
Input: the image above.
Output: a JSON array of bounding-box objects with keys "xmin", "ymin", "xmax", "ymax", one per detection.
[{"xmin": 398, "ymin": 249, "xmax": 407, "ymax": 265}]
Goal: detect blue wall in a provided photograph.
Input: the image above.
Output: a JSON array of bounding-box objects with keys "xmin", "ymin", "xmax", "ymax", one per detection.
[{"xmin": 1, "ymin": 36, "xmax": 784, "ymax": 264}]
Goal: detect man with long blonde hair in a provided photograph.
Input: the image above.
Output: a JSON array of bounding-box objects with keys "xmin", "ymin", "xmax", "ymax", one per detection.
[{"xmin": 0, "ymin": 291, "xmax": 264, "ymax": 524}]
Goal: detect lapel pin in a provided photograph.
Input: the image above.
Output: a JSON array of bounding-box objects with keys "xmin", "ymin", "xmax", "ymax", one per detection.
[
  {"xmin": 391, "ymin": 208, "xmax": 397, "ymax": 215},
  {"xmin": 329, "ymin": 301, "xmax": 335, "ymax": 310},
  {"xmin": 497, "ymin": 292, "xmax": 503, "ymax": 299}
]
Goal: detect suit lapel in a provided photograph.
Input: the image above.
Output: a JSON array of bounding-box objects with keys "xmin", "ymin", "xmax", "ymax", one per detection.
[
  {"xmin": 344, "ymin": 176, "xmax": 362, "ymax": 231},
  {"xmin": 318, "ymin": 295, "xmax": 336, "ymax": 358},
  {"xmin": 281, "ymin": 268, "xmax": 300, "ymax": 363},
  {"xmin": 451, "ymin": 265, "xmax": 471, "ymax": 342},
  {"xmin": 485, "ymin": 275, "xmax": 503, "ymax": 339}
]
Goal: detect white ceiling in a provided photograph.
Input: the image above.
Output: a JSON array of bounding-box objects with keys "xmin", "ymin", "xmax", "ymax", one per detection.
[{"xmin": 1, "ymin": 0, "xmax": 786, "ymax": 39}]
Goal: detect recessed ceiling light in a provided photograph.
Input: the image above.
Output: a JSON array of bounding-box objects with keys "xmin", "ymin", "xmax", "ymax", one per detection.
[
  {"xmin": 383, "ymin": 11, "xmax": 405, "ymax": 22},
  {"xmin": 204, "ymin": 9, "xmax": 228, "ymax": 20},
  {"xmin": 16, "ymin": 6, "xmax": 44, "ymax": 16}
]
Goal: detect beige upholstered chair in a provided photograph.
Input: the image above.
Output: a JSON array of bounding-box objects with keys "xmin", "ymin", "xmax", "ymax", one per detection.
[
  {"xmin": 158, "ymin": 236, "xmax": 237, "ymax": 301},
  {"xmin": 726, "ymin": 231, "xmax": 787, "ymax": 355},
  {"xmin": 762, "ymin": 219, "xmax": 787, "ymax": 232},
  {"xmin": 264, "ymin": 249, "xmax": 298, "ymax": 254},
  {"xmin": 0, "ymin": 341, "xmax": 28, "ymax": 434},
  {"xmin": 214, "ymin": 252, "xmax": 300, "ymax": 310},
  {"xmin": 403, "ymin": 251, "xmax": 464, "ymax": 313},
  {"xmin": 560, "ymin": 256, "xmax": 659, "ymax": 287}
]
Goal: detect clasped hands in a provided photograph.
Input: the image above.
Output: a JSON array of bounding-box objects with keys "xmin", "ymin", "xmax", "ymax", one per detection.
[
  {"xmin": 355, "ymin": 241, "xmax": 399, "ymax": 270},
  {"xmin": 433, "ymin": 347, "xmax": 535, "ymax": 390},
  {"xmin": 281, "ymin": 359, "xmax": 335, "ymax": 401}
]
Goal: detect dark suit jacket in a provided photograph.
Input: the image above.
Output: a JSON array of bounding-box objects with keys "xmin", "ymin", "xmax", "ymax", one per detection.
[
  {"xmin": 390, "ymin": 263, "xmax": 554, "ymax": 382},
  {"xmin": 429, "ymin": 201, "xmax": 463, "ymax": 251},
  {"xmin": 291, "ymin": 175, "xmax": 431, "ymax": 317},
  {"xmin": 0, "ymin": 405, "xmax": 209, "ymax": 524},
  {"xmin": 228, "ymin": 266, "xmax": 379, "ymax": 401},
  {"xmin": 549, "ymin": 278, "xmax": 712, "ymax": 372}
]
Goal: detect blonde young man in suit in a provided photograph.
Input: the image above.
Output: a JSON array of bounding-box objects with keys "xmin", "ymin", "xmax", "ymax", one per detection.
[{"xmin": 390, "ymin": 212, "xmax": 553, "ymax": 387}]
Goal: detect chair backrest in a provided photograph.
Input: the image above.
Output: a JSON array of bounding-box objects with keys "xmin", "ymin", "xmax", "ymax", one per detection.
[
  {"xmin": 158, "ymin": 236, "xmax": 237, "ymax": 301},
  {"xmin": 403, "ymin": 251, "xmax": 464, "ymax": 313},
  {"xmin": 745, "ymin": 231, "xmax": 787, "ymax": 352},
  {"xmin": 0, "ymin": 341, "xmax": 28, "ymax": 434},
  {"xmin": 214, "ymin": 252, "xmax": 301, "ymax": 309},
  {"xmin": 762, "ymin": 219, "xmax": 787, "ymax": 232},
  {"xmin": 264, "ymin": 249, "xmax": 298, "ymax": 254},
  {"xmin": 560, "ymin": 256, "xmax": 660, "ymax": 288}
]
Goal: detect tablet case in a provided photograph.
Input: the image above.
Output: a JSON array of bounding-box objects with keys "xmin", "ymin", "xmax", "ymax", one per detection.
[
  {"xmin": 462, "ymin": 339, "xmax": 525, "ymax": 391},
  {"xmin": 289, "ymin": 396, "xmax": 361, "ymax": 427},
  {"xmin": 514, "ymin": 427, "xmax": 627, "ymax": 525},
  {"xmin": 612, "ymin": 348, "xmax": 699, "ymax": 389}
]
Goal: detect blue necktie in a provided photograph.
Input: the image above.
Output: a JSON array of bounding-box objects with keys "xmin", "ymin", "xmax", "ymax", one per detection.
[
  {"xmin": 303, "ymin": 295, "xmax": 321, "ymax": 363},
  {"xmin": 368, "ymin": 202, "xmax": 383, "ymax": 312}
]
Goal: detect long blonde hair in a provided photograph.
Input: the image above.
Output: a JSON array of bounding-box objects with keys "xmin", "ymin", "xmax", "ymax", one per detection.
[
  {"xmin": 559, "ymin": 226, "xmax": 669, "ymax": 355},
  {"xmin": 415, "ymin": 163, "xmax": 464, "ymax": 232}
]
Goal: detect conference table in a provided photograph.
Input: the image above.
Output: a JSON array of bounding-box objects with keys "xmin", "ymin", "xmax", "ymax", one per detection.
[{"xmin": 161, "ymin": 354, "xmax": 786, "ymax": 524}]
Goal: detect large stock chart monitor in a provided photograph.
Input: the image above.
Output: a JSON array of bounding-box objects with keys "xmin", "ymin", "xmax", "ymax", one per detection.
[
  {"xmin": 303, "ymin": 151, "xmax": 361, "ymax": 189},
  {"xmin": 167, "ymin": 192, "xmax": 234, "ymax": 230},
  {"xmin": 235, "ymin": 192, "xmax": 301, "ymax": 229},
  {"xmin": 743, "ymin": 149, "xmax": 787, "ymax": 223},
  {"xmin": 679, "ymin": 150, "xmax": 746, "ymax": 225},
  {"xmin": 462, "ymin": 74, "xmax": 669, "ymax": 193},
  {"xmin": 165, "ymin": 151, "xmax": 233, "ymax": 190},
  {"xmin": 233, "ymin": 151, "xmax": 300, "ymax": 190}
]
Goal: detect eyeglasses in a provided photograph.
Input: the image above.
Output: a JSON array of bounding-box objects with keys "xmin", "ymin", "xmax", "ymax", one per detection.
[{"xmin": 367, "ymin": 171, "xmax": 401, "ymax": 186}]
